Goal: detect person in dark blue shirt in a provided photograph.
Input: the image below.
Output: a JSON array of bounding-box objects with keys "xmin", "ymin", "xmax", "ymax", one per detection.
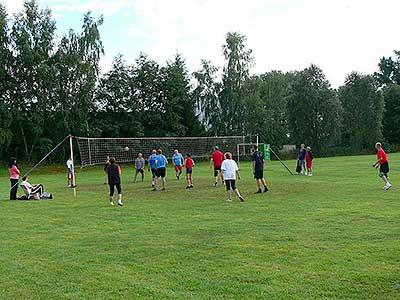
[
  {"xmin": 297, "ymin": 144, "xmax": 307, "ymax": 175},
  {"xmin": 252, "ymin": 145, "xmax": 268, "ymax": 193}
]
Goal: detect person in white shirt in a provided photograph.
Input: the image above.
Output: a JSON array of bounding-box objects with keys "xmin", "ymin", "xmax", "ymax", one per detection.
[
  {"xmin": 20, "ymin": 175, "xmax": 44, "ymax": 199},
  {"xmin": 220, "ymin": 152, "xmax": 245, "ymax": 202},
  {"xmin": 66, "ymin": 157, "xmax": 74, "ymax": 187}
]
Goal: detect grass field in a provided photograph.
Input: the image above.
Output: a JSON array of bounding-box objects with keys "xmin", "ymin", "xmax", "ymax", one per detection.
[{"xmin": 0, "ymin": 154, "xmax": 399, "ymax": 300}]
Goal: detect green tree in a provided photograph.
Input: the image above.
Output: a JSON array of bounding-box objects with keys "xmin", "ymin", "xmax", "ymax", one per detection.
[
  {"xmin": 0, "ymin": 4, "xmax": 12, "ymax": 156},
  {"xmin": 193, "ymin": 60, "xmax": 222, "ymax": 134},
  {"xmin": 92, "ymin": 54, "xmax": 143, "ymax": 137},
  {"xmin": 287, "ymin": 65, "xmax": 341, "ymax": 150},
  {"xmin": 53, "ymin": 12, "xmax": 104, "ymax": 138},
  {"xmin": 163, "ymin": 54, "xmax": 204, "ymax": 136},
  {"xmin": 242, "ymin": 71, "xmax": 293, "ymax": 147},
  {"xmin": 219, "ymin": 32, "xmax": 253, "ymax": 135},
  {"xmin": 382, "ymin": 84, "xmax": 400, "ymax": 144},
  {"xmin": 375, "ymin": 50, "xmax": 400, "ymax": 86},
  {"xmin": 8, "ymin": 0, "xmax": 56, "ymax": 160},
  {"xmin": 338, "ymin": 72, "xmax": 384, "ymax": 149}
]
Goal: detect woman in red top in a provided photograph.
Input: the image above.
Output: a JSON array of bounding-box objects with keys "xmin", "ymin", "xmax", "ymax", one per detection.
[
  {"xmin": 185, "ymin": 153, "xmax": 195, "ymax": 189},
  {"xmin": 8, "ymin": 158, "xmax": 20, "ymax": 200},
  {"xmin": 373, "ymin": 142, "xmax": 392, "ymax": 190}
]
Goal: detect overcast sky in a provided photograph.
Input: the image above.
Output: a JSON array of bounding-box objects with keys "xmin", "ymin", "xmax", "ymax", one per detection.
[{"xmin": 2, "ymin": 0, "xmax": 399, "ymax": 87}]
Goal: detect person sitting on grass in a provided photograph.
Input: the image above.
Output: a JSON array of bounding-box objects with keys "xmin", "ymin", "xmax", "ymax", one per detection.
[
  {"xmin": 184, "ymin": 153, "xmax": 195, "ymax": 189},
  {"xmin": 221, "ymin": 152, "xmax": 245, "ymax": 202},
  {"xmin": 20, "ymin": 175, "xmax": 44, "ymax": 199}
]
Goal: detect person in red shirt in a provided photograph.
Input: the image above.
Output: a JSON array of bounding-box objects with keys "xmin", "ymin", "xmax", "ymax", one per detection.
[
  {"xmin": 373, "ymin": 142, "xmax": 392, "ymax": 190},
  {"xmin": 8, "ymin": 158, "xmax": 20, "ymax": 200},
  {"xmin": 305, "ymin": 146, "xmax": 314, "ymax": 176},
  {"xmin": 210, "ymin": 146, "xmax": 225, "ymax": 186},
  {"xmin": 184, "ymin": 153, "xmax": 195, "ymax": 189}
]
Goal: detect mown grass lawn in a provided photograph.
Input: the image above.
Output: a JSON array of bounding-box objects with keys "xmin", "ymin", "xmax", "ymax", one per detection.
[{"xmin": 0, "ymin": 154, "xmax": 399, "ymax": 300}]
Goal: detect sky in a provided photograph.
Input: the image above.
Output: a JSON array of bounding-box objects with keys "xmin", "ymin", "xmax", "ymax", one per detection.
[{"xmin": 2, "ymin": 0, "xmax": 400, "ymax": 87}]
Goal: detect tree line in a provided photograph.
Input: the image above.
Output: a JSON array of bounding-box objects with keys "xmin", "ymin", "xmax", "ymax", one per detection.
[{"xmin": 0, "ymin": 1, "xmax": 399, "ymax": 162}]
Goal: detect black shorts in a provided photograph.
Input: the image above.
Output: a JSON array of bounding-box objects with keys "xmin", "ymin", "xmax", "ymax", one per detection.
[
  {"xmin": 380, "ymin": 162, "xmax": 389, "ymax": 175},
  {"xmin": 214, "ymin": 166, "xmax": 221, "ymax": 177},
  {"xmin": 109, "ymin": 183, "xmax": 122, "ymax": 196},
  {"xmin": 151, "ymin": 168, "xmax": 157, "ymax": 178},
  {"xmin": 136, "ymin": 169, "xmax": 144, "ymax": 174},
  {"xmin": 156, "ymin": 167, "xmax": 166, "ymax": 178},
  {"xmin": 225, "ymin": 179, "xmax": 237, "ymax": 191},
  {"xmin": 254, "ymin": 170, "xmax": 264, "ymax": 179},
  {"xmin": 186, "ymin": 167, "xmax": 192, "ymax": 174}
]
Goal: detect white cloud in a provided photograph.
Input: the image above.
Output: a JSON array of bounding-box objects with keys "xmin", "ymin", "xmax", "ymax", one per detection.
[
  {"xmin": 51, "ymin": 0, "xmax": 131, "ymax": 17},
  {"xmin": 123, "ymin": 0, "xmax": 400, "ymax": 87},
  {"xmin": 1, "ymin": 0, "xmax": 25, "ymax": 15}
]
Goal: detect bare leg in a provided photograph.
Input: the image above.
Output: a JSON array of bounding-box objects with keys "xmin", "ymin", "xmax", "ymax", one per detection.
[
  {"xmin": 162, "ymin": 178, "xmax": 166, "ymax": 190},
  {"xmin": 226, "ymin": 190, "xmax": 232, "ymax": 201}
]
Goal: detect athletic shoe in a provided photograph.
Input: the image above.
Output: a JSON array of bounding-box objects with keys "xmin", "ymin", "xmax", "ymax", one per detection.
[
  {"xmin": 176, "ymin": 175, "xmax": 179, "ymax": 180},
  {"xmin": 385, "ymin": 184, "xmax": 392, "ymax": 190},
  {"xmin": 226, "ymin": 199, "xmax": 232, "ymax": 202},
  {"xmin": 189, "ymin": 185, "xmax": 194, "ymax": 188},
  {"xmin": 264, "ymin": 187, "xmax": 269, "ymax": 193},
  {"xmin": 255, "ymin": 189, "xmax": 262, "ymax": 194},
  {"xmin": 118, "ymin": 201, "xmax": 123, "ymax": 206},
  {"xmin": 152, "ymin": 188, "xmax": 157, "ymax": 191},
  {"xmin": 214, "ymin": 182, "xmax": 217, "ymax": 187},
  {"xmin": 239, "ymin": 196, "xmax": 245, "ymax": 202},
  {"xmin": 110, "ymin": 201, "xmax": 114, "ymax": 206},
  {"xmin": 162, "ymin": 188, "xmax": 166, "ymax": 191},
  {"xmin": 186, "ymin": 185, "xmax": 191, "ymax": 189}
]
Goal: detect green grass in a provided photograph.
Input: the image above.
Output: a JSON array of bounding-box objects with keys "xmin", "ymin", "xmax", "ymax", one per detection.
[{"xmin": 0, "ymin": 154, "xmax": 399, "ymax": 300}]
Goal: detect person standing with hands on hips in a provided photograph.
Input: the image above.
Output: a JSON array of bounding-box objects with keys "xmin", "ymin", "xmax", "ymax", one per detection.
[
  {"xmin": 252, "ymin": 144, "xmax": 268, "ymax": 193},
  {"xmin": 8, "ymin": 158, "xmax": 20, "ymax": 200}
]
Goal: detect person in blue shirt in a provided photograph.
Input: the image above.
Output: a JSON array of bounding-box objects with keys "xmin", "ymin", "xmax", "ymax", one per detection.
[
  {"xmin": 172, "ymin": 149, "xmax": 184, "ymax": 180},
  {"xmin": 154, "ymin": 149, "xmax": 168, "ymax": 191},
  {"xmin": 147, "ymin": 150, "xmax": 157, "ymax": 187},
  {"xmin": 297, "ymin": 143, "xmax": 307, "ymax": 175}
]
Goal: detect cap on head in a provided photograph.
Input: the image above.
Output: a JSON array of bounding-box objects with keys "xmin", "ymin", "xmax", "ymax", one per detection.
[
  {"xmin": 306, "ymin": 146, "xmax": 311, "ymax": 150},
  {"xmin": 214, "ymin": 146, "xmax": 219, "ymax": 150},
  {"xmin": 375, "ymin": 142, "xmax": 382, "ymax": 148}
]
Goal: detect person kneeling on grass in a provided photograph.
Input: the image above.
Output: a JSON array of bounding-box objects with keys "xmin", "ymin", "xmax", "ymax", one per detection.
[
  {"xmin": 107, "ymin": 157, "xmax": 123, "ymax": 206},
  {"xmin": 184, "ymin": 153, "xmax": 194, "ymax": 189},
  {"xmin": 373, "ymin": 142, "xmax": 392, "ymax": 190},
  {"xmin": 221, "ymin": 152, "xmax": 245, "ymax": 202},
  {"xmin": 20, "ymin": 175, "xmax": 44, "ymax": 199}
]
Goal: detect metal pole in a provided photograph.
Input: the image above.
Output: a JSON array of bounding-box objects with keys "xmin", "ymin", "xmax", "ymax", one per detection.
[
  {"xmin": 270, "ymin": 147, "xmax": 294, "ymax": 176},
  {"xmin": 69, "ymin": 135, "xmax": 77, "ymax": 196}
]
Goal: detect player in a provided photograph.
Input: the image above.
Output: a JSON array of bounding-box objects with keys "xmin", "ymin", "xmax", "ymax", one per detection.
[
  {"xmin": 106, "ymin": 157, "xmax": 123, "ymax": 206},
  {"xmin": 252, "ymin": 144, "xmax": 268, "ymax": 193},
  {"xmin": 297, "ymin": 144, "xmax": 306, "ymax": 175},
  {"xmin": 373, "ymin": 142, "xmax": 392, "ymax": 190},
  {"xmin": 172, "ymin": 149, "xmax": 184, "ymax": 179},
  {"xmin": 210, "ymin": 146, "xmax": 225, "ymax": 186},
  {"xmin": 184, "ymin": 153, "xmax": 194, "ymax": 189},
  {"xmin": 305, "ymin": 146, "xmax": 314, "ymax": 176},
  {"xmin": 103, "ymin": 156, "xmax": 110, "ymax": 184},
  {"xmin": 8, "ymin": 158, "xmax": 20, "ymax": 200},
  {"xmin": 221, "ymin": 152, "xmax": 245, "ymax": 202},
  {"xmin": 66, "ymin": 157, "xmax": 74, "ymax": 187},
  {"xmin": 148, "ymin": 150, "xmax": 157, "ymax": 187},
  {"xmin": 134, "ymin": 153, "xmax": 145, "ymax": 182},
  {"xmin": 154, "ymin": 149, "xmax": 168, "ymax": 191}
]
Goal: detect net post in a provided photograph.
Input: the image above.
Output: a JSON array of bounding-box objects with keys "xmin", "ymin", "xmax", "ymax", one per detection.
[{"xmin": 69, "ymin": 135, "xmax": 77, "ymax": 196}]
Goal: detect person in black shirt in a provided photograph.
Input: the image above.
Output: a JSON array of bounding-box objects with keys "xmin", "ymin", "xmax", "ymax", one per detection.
[
  {"xmin": 252, "ymin": 145, "xmax": 268, "ymax": 193},
  {"xmin": 104, "ymin": 156, "xmax": 110, "ymax": 184},
  {"xmin": 107, "ymin": 157, "xmax": 123, "ymax": 206}
]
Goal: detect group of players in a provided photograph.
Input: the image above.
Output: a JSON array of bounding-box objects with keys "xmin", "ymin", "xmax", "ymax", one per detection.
[
  {"xmin": 64, "ymin": 141, "xmax": 392, "ymax": 206},
  {"xmin": 100, "ymin": 144, "xmax": 270, "ymax": 205}
]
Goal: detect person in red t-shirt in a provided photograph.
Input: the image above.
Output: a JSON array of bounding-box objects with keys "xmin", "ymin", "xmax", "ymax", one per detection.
[
  {"xmin": 305, "ymin": 146, "xmax": 314, "ymax": 176},
  {"xmin": 373, "ymin": 142, "xmax": 392, "ymax": 190},
  {"xmin": 184, "ymin": 153, "xmax": 195, "ymax": 189},
  {"xmin": 210, "ymin": 146, "xmax": 225, "ymax": 186}
]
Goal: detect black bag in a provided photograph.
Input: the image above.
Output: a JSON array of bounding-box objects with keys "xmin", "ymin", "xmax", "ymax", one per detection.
[{"xmin": 41, "ymin": 192, "xmax": 53, "ymax": 199}]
